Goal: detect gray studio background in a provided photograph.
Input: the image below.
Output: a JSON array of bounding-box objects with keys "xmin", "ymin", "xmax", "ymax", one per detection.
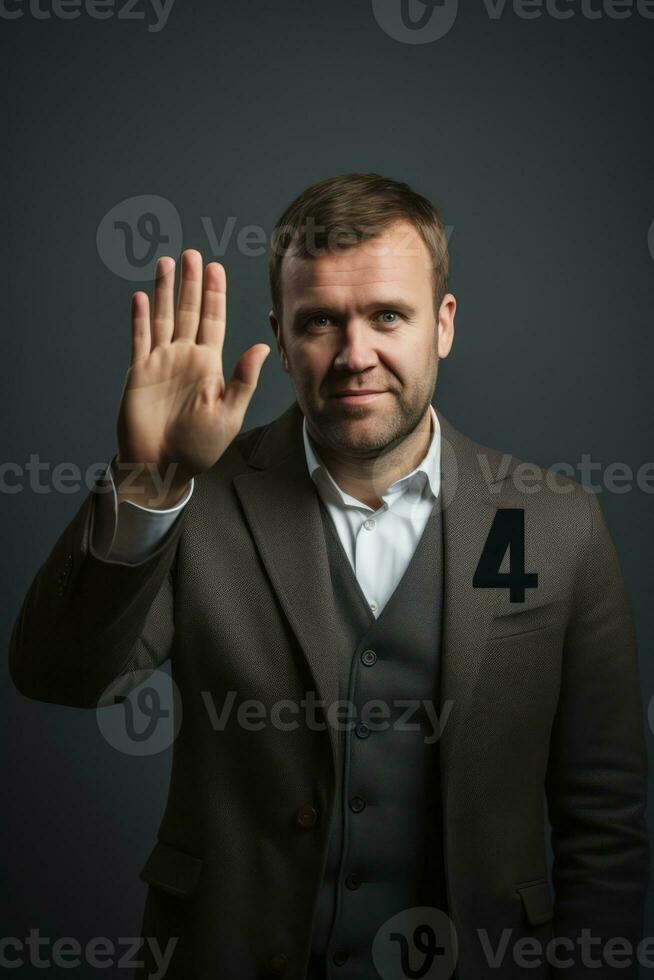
[{"xmin": 3, "ymin": 0, "xmax": 653, "ymax": 975}]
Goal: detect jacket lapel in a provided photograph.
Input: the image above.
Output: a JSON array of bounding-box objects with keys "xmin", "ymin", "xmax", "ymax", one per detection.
[
  {"xmin": 232, "ymin": 402, "xmax": 350, "ymax": 770},
  {"xmin": 435, "ymin": 410, "xmax": 512, "ymax": 811},
  {"xmin": 233, "ymin": 400, "xmax": 513, "ymax": 807}
]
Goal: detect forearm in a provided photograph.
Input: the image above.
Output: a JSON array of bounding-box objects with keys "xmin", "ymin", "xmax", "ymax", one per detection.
[{"xmin": 9, "ymin": 469, "xmax": 185, "ymax": 708}]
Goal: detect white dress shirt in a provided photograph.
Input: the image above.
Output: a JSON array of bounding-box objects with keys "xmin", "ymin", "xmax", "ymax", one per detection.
[
  {"xmin": 95, "ymin": 406, "xmax": 441, "ymax": 619},
  {"xmin": 302, "ymin": 406, "xmax": 440, "ymax": 617}
]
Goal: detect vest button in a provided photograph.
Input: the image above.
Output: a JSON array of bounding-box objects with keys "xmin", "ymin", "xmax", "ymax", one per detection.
[
  {"xmin": 267, "ymin": 952, "xmax": 288, "ymax": 974},
  {"xmin": 333, "ymin": 951, "xmax": 349, "ymax": 966},
  {"xmin": 361, "ymin": 649, "xmax": 377, "ymax": 666},
  {"xmin": 355, "ymin": 723, "xmax": 370, "ymax": 739},
  {"xmin": 349, "ymin": 796, "xmax": 366, "ymax": 813},
  {"xmin": 296, "ymin": 804, "xmax": 318, "ymax": 828},
  {"xmin": 345, "ymin": 872, "xmax": 362, "ymax": 890}
]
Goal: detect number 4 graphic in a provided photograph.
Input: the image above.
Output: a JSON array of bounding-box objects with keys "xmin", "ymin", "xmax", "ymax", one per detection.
[{"xmin": 473, "ymin": 508, "xmax": 538, "ymax": 603}]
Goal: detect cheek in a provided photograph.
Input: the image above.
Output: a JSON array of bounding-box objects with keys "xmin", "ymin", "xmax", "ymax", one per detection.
[
  {"xmin": 381, "ymin": 337, "xmax": 435, "ymax": 383},
  {"xmin": 291, "ymin": 342, "xmax": 333, "ymax": 379},
  {"xmin": 377, "ymin": 342, "xmax": 411, "ymax": 376}
]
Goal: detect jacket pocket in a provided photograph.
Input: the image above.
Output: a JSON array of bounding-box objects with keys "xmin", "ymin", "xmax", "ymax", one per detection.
[
  {"xmin": 515, "ymin": 878, "xmax": 554, "ymax": 927},
  {"xmin": 139, "ymin": 840, "xmax": 203, "ymax": 898},
  {"xmin": 488, "ymin": 599, "xmax": 563, "ymax": 640}
]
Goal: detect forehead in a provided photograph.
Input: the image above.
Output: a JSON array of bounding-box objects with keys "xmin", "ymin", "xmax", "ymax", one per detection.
[{"xmin": 280, "ymin": 219, "xmax": 433, "ymax": 307}]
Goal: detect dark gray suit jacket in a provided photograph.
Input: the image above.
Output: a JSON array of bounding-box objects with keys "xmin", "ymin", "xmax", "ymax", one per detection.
[{"xmin": 9, "ymin": 401, "xmax": 649, "ymax": 979}]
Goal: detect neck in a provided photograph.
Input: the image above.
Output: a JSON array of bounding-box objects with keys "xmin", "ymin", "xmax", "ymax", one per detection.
[{"xmin": 309, "ymin": 408, "xmax": 433, "ymax": 511}]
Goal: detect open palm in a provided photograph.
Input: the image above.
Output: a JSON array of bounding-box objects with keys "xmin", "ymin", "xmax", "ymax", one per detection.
[{"xmin": 116, "ymin": 250, "xmax": 270, "ymax": 499}]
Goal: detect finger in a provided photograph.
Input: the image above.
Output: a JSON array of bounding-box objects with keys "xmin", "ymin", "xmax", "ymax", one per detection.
[
  {"xmin": 152, "ymin": 256, "xmax": 176, "ymax": 346},
  {"xmin": 130, "ymin": 292, "xmax": 151, "ymax": 364},
  {"xmin": 223, "ymin": 344, "xmax": 271, "ymax": 425},
  {"xmin": 173, "ymin": 249, "xmax": 203, "ymax": 342},
  {"xmin": 197, "ymin": 262, "xmax": 226, "ymax": 355}
]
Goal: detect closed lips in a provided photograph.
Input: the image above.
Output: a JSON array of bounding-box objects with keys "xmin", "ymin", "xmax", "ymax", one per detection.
[{"xmin": 332, "ymin": 390, "xmax": 386, "ymax": 396}]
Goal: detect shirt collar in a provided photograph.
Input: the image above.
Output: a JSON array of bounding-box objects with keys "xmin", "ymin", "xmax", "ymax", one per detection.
[{"xmin": 302, "ymin": 403, "xmax": 441, "ymax": 508}]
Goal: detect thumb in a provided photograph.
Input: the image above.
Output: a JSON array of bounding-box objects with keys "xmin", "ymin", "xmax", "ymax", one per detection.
[{"xmin": 223, "ymin": 343, "xmax": 271, "ymax": 421}]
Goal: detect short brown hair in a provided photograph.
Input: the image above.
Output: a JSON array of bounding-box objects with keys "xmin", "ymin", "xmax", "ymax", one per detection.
[{"xmin": 268, "ymin": 172, "xmax": 450, "ymax": 319}]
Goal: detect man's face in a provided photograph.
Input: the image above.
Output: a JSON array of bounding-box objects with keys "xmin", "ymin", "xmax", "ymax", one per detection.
[{"xmin": 269, "ymin": 219, "xmax": 455, "ymax": 458}]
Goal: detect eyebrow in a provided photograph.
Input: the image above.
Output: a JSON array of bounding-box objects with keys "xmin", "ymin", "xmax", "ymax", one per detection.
[{"xmin": 291, "ymin": 298, "xmax": 418, "ymax": 325}]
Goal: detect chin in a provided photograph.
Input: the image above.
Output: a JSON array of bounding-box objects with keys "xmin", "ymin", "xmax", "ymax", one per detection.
[{"xmin": 333, "ymin": 423, "xmax": 395, "ymax": 452}]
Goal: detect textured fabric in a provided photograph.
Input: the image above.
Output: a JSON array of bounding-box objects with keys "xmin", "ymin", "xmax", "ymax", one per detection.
[
  {"xmin": 309, "ymin": 495, "xmax": 448, "ymax": 977},
  {"xmin": 99, "ymin": 405, "xmax": 440, "ymax": 601},
  {"xmin": 9, "ymin": 400, "xmax": 649, "ymax": 980},
  {"xmin": 302, "ymin": 404, "xmax": 441, "ymax": 618},
  {"xmin": 97, "ymin": 458, "xmax": 194, "ymax": 563}
]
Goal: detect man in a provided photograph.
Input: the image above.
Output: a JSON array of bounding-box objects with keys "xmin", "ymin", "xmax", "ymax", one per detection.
[{"xmin": 9, "ymin": 173, "xmax": 649, "ymax": 979}]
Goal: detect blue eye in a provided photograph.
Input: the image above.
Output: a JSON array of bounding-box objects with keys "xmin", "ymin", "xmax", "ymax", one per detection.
[
  {"xmin": 302, "ymin": 311, "xmax": 402, "ymax": 331},
  {"xmin": 307, "ymin": 315, "xmax": 333, "ymax": 329}
]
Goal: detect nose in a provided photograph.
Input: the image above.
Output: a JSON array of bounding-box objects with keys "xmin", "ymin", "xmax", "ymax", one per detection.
[{"xmin": 333, "ymin": 320, "xmax": 379, "ymax": 373}]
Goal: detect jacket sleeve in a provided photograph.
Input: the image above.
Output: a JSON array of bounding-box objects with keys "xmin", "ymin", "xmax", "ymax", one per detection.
[
  {"xmin": 8, "ymin": 466, "xmax": 188, "ymax": 709},
  {"xmin": 99, "ymin": 457, "xmax": 194, "ymax": 565},
  {"xmin": 545, "ymin": 489, "xmax": 649, "ymax": 975}
]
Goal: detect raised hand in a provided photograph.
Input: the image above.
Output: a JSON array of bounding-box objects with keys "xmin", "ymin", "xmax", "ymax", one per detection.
[{"xmin": 114, "ymin": 249, "xmax": 270, "ymax": 508}]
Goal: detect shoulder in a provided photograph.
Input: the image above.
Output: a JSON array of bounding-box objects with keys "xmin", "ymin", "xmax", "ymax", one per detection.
[
  {"xmin": 231, "ymin": 419, "xmax": 270, "ymax": 460},
  {"xmin": 440, "ymin": 412, "xmax": 598, "ymax": 547}
]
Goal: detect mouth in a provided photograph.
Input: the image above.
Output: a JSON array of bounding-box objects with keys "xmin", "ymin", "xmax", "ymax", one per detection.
[{"xmin": 329, "ymin": 390, "xmax": 388, "ymax": 406}]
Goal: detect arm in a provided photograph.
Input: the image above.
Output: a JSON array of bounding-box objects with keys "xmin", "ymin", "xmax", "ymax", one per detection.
[
  {"xmin": 9, "ymin": 249, "xmax": 269, "ymax": 710},
  {"xmin": 94, "ymin": 456, "xmax": 194, "ymax": 564},
  {"xmin": 545, "ymin": 489, "xmax": 649, "ymax": 975},
  {"xmin": 8, "ymin": 465, "xmax": 187, "ymax": 709}
]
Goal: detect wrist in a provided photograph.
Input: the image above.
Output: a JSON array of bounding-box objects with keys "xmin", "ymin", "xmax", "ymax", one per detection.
[{"xmin": 111, "ymin": 456, "xmax": 192, "ymax": 510}]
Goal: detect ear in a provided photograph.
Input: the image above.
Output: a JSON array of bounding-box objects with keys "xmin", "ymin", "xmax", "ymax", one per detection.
[
  {"xmin": 268, "ymin": 309, "xmax": 289, "ymax": 373},
  {"xmin": 436, "ymin": 293, "xmax": 456, "ymax": 360}
]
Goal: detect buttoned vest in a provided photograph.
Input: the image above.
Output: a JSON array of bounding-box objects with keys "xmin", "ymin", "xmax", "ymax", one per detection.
[{"xmin": 307, "ymin": 492, "xmax": 449, "ymax": 977}]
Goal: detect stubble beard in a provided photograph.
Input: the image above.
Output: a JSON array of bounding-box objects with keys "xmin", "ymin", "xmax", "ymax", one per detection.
[{"xmin": 307, "ymin": 383, "xmax": 434, "ymax": 459}]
